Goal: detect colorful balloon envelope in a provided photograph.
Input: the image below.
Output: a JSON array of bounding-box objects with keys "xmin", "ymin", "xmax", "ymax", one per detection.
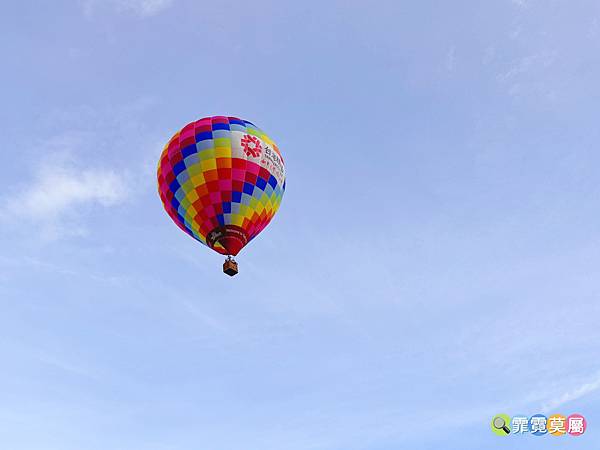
[{"xmin": 157, "ymin": 116, "xmax": 286, "ymax": 275}]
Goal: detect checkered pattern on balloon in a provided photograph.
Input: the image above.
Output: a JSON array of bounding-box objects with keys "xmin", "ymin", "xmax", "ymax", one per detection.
[{"xmin": 157, "ymin": 116, "xmax": 285, "ymax": 273}]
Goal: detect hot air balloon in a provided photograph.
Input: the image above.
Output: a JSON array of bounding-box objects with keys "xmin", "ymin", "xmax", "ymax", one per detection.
[{"xmin": 157, "ymin": 116, "xmax": 286, "ymax": 276}]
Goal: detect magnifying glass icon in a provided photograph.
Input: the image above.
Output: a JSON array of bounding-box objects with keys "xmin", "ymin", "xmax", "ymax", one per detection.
[{"xmin": 493, "ymin": 416, "xmax": 511, "ymax": 434}]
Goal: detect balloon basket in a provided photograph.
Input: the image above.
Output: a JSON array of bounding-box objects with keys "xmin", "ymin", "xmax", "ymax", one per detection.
[{"xmin": 223, "ymin": 257, "xmax": 238, "ymax": 276}]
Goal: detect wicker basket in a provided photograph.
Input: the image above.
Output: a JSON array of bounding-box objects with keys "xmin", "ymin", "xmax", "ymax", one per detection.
[{"xmin": 223, "ymin": 259, "xmax": 239, "ymax": 276}]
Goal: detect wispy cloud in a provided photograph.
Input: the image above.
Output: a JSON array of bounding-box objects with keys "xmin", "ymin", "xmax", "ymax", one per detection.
[
  {"xmin": 1, "ymin": 97, "xmax": 164, "ymax": 241},
  {"xmin": 0, "ymin": 150, "xmax": 128, "ymax": 240},
  {"xmin": 445, "ymin": 46, "xmax": 456, "ymax": 72},
  {"xmin": 511, "ymin": 0, "xmax": 528, "ymax": 7},
  {"xmin": 83, "ymin": 0, "xmax": 174, "ymax": 18},
  {"xmin": 498, "ymin": 51, "xmax": 557, "ymax": 82},
  {"xmin": 541, "ymin": 373, "xmax": 600, "ymax": 412},
  {"xmin": 10, "ymin": 162, "xmax": 125, "ymax": 219},
  {"xmin": 182, "ymin": 300, "xmax": 231, "ymax": 334},
  {"xmin": 496, "ymin": 50, "xmax": 558, "ymax": 99}
]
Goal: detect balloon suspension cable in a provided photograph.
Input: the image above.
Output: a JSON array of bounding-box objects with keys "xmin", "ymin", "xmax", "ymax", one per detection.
[{"xmin": 223, "ymin": 255, "xmax": 239, "ymax": 277}]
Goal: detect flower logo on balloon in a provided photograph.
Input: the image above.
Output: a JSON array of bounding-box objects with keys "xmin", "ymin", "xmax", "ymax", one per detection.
[{"xmin": 241, "ymin": 134, "xmax": 262, "ymax": 158}]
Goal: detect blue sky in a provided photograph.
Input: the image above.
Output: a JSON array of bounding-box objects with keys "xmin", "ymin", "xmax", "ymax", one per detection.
[{"xmin": 1, "ymin": 0, "xmax": 600, "ymax": 448}]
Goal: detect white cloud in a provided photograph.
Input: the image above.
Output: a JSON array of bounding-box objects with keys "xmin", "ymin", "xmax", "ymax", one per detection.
[
  {"xmin": 116, "ymin": 0, "xmax": 173, "ymax": 16},
  {"xmin": 511, "ymin": 0, "xmax": 528, "ymax": 7},
  {"xmin": 445, "ymin": 46, "xmax": 456, "ymax": 72},
  {"xmin": 541, "ymin": 373, "xmax": 600, "ymax": 412},
  {"xmin": 83, "ymin": 0, "xmax": 174, "ymax": 18},
  {"xmin": 497, "ymin": 50, "xmax": 558, "ymax": 99},
  {"xmin": 1, "ymin": 156, "xmax": 128, "ymax": 240},
  {"xmin": 0, "ymin": 98, "xmax": 166, "ymax": 241},
  {"xmin": 16, "ymin": 166, "xmax": 125, "ymax": 218},
  {"xmin": 498, "ymin": 51, "xmax": 557, "ymax": 82}
]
